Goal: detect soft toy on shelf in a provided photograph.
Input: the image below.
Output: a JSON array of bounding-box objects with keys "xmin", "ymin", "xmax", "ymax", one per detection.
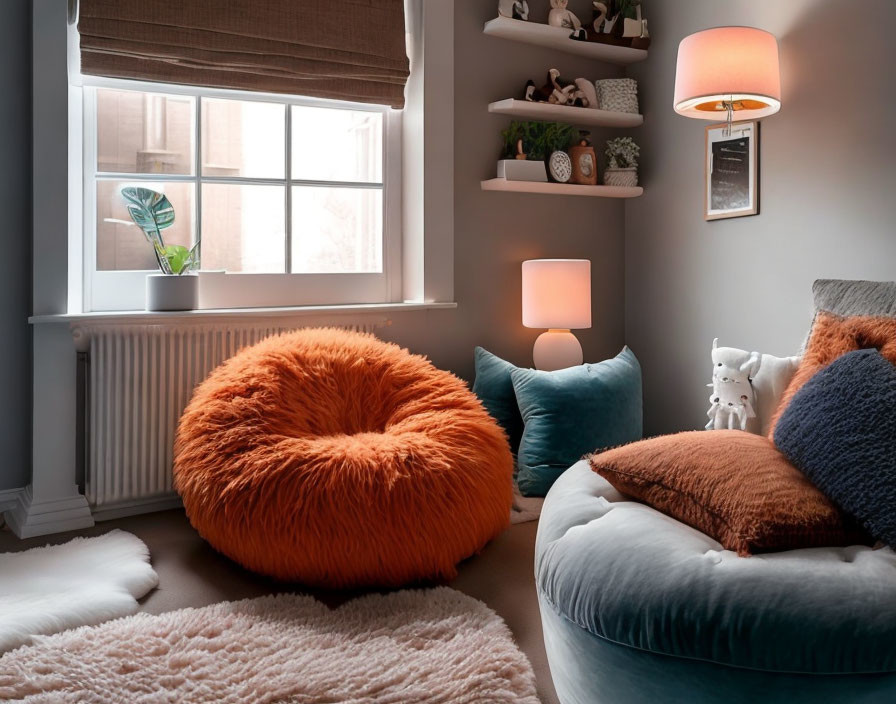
[
  {"xmin": 588, "ymin": 0, "xmax": 651, "ymax": 49},
  {"xmin": 572, "ymin": 78, "xmax": 599, "ymax": 109},
  {"xmin": 592, "ymin": 1, "xmax": 610, "ymax": 32},
  {"xmin": 548, "ymin": 0, "xmax": 587, "ymax": 40},
  {"xmin": 705, "ymin": 338, "xmax": 761, "ymax": 431},
  {"xmin": 498, "ymin": 0, "xmax": 530, "ymax": 21},
  {"xmin": 523, "ymin": 69, "xmax": 599, "ymax": 109}
]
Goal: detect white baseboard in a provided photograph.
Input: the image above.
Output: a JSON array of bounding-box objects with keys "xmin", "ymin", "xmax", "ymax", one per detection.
[
  {"xmin": 4, "ymin": 486, "xmax": 94, "ymax": 538},
  {"xmin": 1, "ymin": 486, "xmax": 186, "ymax": 537},
  {"xmin": 0, "ymin": 487, "xmax": 24, "ymax": 513}
]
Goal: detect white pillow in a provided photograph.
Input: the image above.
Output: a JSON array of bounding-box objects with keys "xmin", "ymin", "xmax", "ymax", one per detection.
[
  {"xmin": 706, "ymin": 342, "xmax": 799, "ymax": 435},
  {"xmin": 752, "ymin": 353, "xmax": 800, "ymax": 436}
]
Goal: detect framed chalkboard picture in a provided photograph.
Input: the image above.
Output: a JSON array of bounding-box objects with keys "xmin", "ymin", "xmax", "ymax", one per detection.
[{"xmin": 704, "ymin": 121, "xmax": 759, "ymax": 221}]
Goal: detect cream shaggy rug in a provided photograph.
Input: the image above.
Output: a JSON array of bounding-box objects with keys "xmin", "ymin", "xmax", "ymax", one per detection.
[
  {"xmin": 0, "ymin": 529, "xmax": 158, "ymax": 653},
  {"xmin": 0, "ymin": 587, "xmax": 539, "ymax": 703}
]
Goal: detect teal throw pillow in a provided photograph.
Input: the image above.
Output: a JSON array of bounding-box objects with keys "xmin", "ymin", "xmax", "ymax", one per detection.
[
  {"xmin": 472, "ymin": 347, "xmax": 525, "ymax": 454},
  {"xmin": 512, "ymin": 346, "xmax": 642, "ymax": 497}
]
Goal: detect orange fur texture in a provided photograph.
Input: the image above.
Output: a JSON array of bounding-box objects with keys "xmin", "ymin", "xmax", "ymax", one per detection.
[
  {"xmin": 589, "ymin": 430, "xmax": 864, "ymax": 556},
  {"xmin": 174, "ymin": 328, "xmax": 513, "ymax": 588},
  {"xmin": 768, "ymin": 313, "xmax": 896, "ymax": 438}
]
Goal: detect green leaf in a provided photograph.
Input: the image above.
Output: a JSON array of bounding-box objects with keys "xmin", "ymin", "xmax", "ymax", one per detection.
[
  {"xmin": 162, "ymin": 245, "xmax": 191, "ymax": 275},
  {"xmin": 120, "ymin": 187, "xmax": 175, "ymax": 237},
  {"xmin": 159, "ymin": 241, "xmax": 201, "ymax": 276},
  {"xmin": 120, "ymin": 187, "xmax": 176, "ymax": 274}
]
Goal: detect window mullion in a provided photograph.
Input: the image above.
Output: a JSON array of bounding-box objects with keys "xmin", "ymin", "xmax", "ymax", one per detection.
[
  {"xmin": 195, "ymin": 95, "xmax": 202, "ymax": 255},
  {"xmin": 285, "ymin": 105, "xmax": 293, "ymax": 274}
]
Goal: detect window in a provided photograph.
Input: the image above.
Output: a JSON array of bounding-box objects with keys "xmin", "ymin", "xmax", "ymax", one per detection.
[{"xmin": 82, "ymin": 80, "xmax": 401, "ymax": 311}]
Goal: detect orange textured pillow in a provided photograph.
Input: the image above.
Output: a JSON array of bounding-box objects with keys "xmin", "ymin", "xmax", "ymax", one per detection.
[
  {"xmin": 588, "ymin": 430, "xmax": 864, "ymax": 556},
  {"xmin": 767, "ymin": 313, "xmax": 896, "ymax": 437}
]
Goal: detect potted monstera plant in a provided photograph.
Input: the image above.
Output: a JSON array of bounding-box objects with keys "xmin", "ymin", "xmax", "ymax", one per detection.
[{"xmin": 121, "ymin": 186, "xmax": 200, "ymax": 311}]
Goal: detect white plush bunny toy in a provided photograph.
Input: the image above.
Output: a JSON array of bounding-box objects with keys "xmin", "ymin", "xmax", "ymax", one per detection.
[{"xmin": 706, "ymin": 338, "xmax": 761, "ymax": 431}]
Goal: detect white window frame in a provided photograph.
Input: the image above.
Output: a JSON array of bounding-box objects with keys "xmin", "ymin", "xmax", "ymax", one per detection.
[{"xmin": 80, "ymin": 77, "xmax": 403, "ymax": 312}]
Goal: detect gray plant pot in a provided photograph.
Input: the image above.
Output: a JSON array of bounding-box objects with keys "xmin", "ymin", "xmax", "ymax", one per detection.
[
  {"xmin": 497, "ymin": 159, "xmax": 548, "ymax": 182},
  {"xmin": 146, "ymin": 273, "xmax": 198, "ymax": 311},
  {"xmin": 603, "ymin": 167, "xmax": 638, "ymax": 187}
]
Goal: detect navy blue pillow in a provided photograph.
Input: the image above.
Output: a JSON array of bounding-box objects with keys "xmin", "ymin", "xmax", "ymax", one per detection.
[
  {"xmin": 774, "ymin": 349, "xmax": 896, "ymax": 547},
  {"xmin": 472, "ymin": 347, "xmax": 525, "ymax": 455}
]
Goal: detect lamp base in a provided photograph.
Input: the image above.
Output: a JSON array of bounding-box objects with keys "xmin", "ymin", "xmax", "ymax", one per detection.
[{"xmin": 533, "ymin": 329, "xmax": 583, "ymax": 371}]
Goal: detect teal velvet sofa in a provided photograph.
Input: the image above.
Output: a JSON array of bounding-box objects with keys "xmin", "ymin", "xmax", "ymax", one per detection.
[{"xmin": 536, "ymin": 461, "xmax": 896, "ymax": 704}]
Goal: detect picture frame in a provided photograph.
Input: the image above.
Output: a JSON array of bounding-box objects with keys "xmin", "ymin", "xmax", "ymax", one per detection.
[{"xmin": 704, "ymin": 120, "xmax": 759, "ymax": 221}]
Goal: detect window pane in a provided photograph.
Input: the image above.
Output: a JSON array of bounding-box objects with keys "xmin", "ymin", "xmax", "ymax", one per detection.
[
  {"xmin": 96, "ymin": 89, "xmax": 194, "ymax": 175},
  {"xmin": 291, "ymin": 106, "xmax": 382, "ymax": 183},
  {"xmin": 96, "ymin": 180, "xmax": 195, "ymax": 271},
  {"xmin": 201, "ymin": 184, "xmax": 286, "ymax": 273},
  {"xmin": 291, "ymin": 187, "xmax": 382, "ymax": 273},
  {"xmin": 201, "ymin": 99, "xmax": 285, "ymax": 179}
]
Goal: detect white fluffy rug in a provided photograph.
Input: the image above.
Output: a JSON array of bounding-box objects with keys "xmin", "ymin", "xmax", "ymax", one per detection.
[
  {"xmin": 0, "ymin": 587, "xmax": 539, "ymax": 703},
  {"xmin": 0, "ymin": 529, "xmax": 158, "ymax": 653}
]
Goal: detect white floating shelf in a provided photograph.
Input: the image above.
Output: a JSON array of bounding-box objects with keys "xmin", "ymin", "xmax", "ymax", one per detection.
[
  {"xmin": 483, "ymin": 16, "xmax": 648, "ymax": 65},
  {"xmin": 481, "ymin": 178, "xmax": 643, "ymax": 198},
  {"xmin": 488, "ymin": 99, "xmax": 643, "ymax": 128}
]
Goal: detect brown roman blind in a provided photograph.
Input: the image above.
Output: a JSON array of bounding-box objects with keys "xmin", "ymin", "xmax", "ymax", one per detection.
[{"xmin": 77, "ymin": 0, "xmax": 410, "ymax": 108}]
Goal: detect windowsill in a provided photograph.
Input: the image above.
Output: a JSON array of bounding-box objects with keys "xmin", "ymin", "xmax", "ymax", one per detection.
[{"xmin": 29, "ymin": 301, "xmax": 458, "ymax": 325}]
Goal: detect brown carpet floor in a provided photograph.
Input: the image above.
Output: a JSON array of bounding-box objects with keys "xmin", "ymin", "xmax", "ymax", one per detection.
[{"xmin": 0, "ymin": 511, "xmax": 560, "ymax": 704}]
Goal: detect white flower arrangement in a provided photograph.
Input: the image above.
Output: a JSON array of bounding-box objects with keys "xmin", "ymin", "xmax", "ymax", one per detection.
[{"xmin": 605, "ymin": 137, "xmax": 640, "ymax": 169}]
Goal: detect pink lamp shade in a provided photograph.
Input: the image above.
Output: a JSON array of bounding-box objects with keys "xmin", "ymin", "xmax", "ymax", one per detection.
[
  {"xmin": 673, "ymin": 26, "xmax": 781, "ymax": 121},
  {"xmin": 522, "ymin": 259, "xmax": 591, "ymax": 330}
]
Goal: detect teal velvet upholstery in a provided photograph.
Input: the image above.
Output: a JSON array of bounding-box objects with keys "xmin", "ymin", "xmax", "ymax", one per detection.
[
  {"xmin": 512, "ymin": 347, "xmax": 642, "ymax": 497},
  {"xmin": 471, "ymin": 347, "xmax": 525, "ymax": 454},
  {"xmin": 540, "ymin": 593, "xmax": 896, "ymax": 704},
  {"xmin": 536, "ymin": 462, "xmax": 896, "ymax": 703}
]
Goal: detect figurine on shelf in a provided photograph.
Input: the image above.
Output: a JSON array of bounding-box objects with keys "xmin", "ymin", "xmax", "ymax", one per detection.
[
  {"xmin": 572, "ymin": 78, "xmax": 599, "ymax": 109},
  {"xmin": 588, "ymin": 0, "xmax": 651, "ymax": 49},
  {"xmin": 523, "ymin": 70, "xmax": 573, "ymax": 105},
  {"xmin": 523, "ymin": 70, "xmax": 599, "ymax": 109},
  {"xmin": 523, "ymin": 80, "xmax": 549, "ymax": 103},
  {"xmin": 592, "ymin": 1, "xmax": 610, "ymax": 32},
  {"xmin": 498, "ymin": 0, "xmax": 530, "ymax": 21},
  {"xmin": 548, "ymin": 0, "xmax": 587, "ymax": 40}
]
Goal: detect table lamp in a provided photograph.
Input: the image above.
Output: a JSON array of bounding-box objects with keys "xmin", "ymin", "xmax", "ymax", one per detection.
[{"xmin": 522, "ymin": 259, "xmax": 591, "ymax": 371}]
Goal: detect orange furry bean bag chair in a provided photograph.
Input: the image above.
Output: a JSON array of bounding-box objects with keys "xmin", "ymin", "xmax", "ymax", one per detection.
[{"xmin": 174, "ymin": 328, "xmax": 513, "ymax": 588}]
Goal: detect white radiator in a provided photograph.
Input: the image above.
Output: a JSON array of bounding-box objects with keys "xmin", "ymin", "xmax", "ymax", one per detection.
[{"xmin": 71, "ymin": 318, "xmax": 388, "ymax": 519}]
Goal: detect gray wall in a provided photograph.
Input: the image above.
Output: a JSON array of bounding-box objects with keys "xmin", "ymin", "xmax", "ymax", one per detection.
[
  {"xmin": 0, "ymin": 0, "xmax": 32, "ymax": 490},
  {"xmin": 385, "ymin": 0, "xmax": 628, "ymax": 378},
  {"xmin": 11, "ymin": 0, "xmax": 627, "ymax": 493},
  {"xmin": 626, "ymin": 0, "xmax": 896, "ymax": 436},
  {"xmin": 19, "ymin": 1, "xmax": 892, "ymax": 488}
]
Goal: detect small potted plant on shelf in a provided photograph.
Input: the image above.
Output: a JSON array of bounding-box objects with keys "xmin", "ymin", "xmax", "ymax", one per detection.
[
  {"xmin": 121, "ymin": 186, "xmax": 201, "ymax": 311},
  {"xmin": 498, "ymin": 121, "xmax": 579, "ymax": 182},
  {"xmin": 603, "ymin": 136, "xmax": 640, "ymax": 187},
  {"xmin": 499, "ymin": 121, "xmax": 547, "ymax": 182}
]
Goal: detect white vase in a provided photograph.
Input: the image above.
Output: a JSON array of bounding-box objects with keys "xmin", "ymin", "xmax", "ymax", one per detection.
[
  {"xmin": 146, "ymin": 273, "xmax": 199, "ymax": 311},
  {"xmin": 603, "ymin": 167, "xmax": 638, "ymax": 187},
  {"xmin": 497, "ymin": 159, "xmax": 548, "ymax": 182}
]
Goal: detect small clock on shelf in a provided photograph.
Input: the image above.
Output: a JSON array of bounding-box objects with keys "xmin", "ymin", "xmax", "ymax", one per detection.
[
  {"xmin": 548, "ymin": 150, "xmax": 573, "ymax": 183},
  {"xmin": 569, "ymin": 140, "xmax": 598, "ymax": 185}
]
